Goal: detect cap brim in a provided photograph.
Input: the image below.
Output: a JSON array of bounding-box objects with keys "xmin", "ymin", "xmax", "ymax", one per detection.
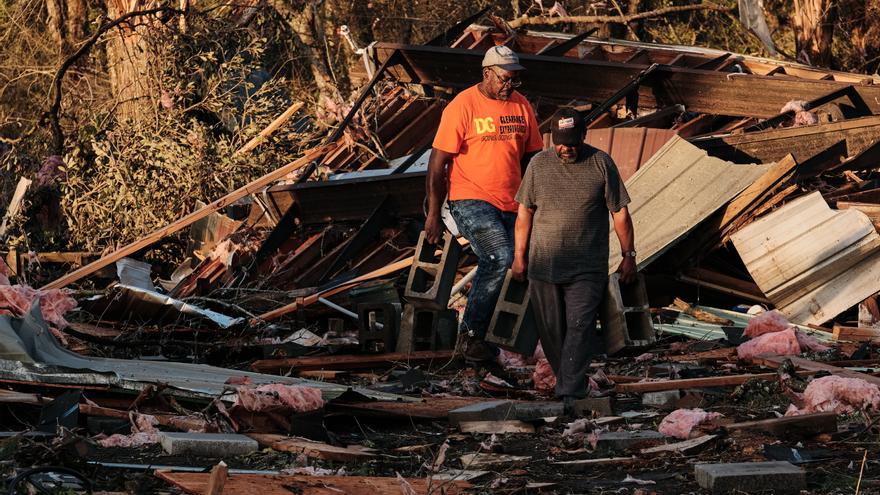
[{"xmin": 496, "ymin": 63, "xmax": 525, "ymax": 71}]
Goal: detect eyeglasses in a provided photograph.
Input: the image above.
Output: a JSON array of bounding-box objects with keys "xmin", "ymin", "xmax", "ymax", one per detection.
[{"xmin": 490, "ymin": 67, "xmax": 522, "ymax": 88}]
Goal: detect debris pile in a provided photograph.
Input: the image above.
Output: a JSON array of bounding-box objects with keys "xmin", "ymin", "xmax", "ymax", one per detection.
[{"xmin": 3, "ymin": 14, "xmax": 880, "ymax": 495}]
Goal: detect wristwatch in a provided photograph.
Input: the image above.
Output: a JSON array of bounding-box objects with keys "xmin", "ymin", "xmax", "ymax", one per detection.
[{"xmin": 622, "ymin": 250, "xmax": 637, "ymax": 258}]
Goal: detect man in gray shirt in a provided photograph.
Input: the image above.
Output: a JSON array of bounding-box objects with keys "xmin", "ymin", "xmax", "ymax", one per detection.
[{"xmin": 512, "ymin": 107, "xmax": 636, "ymax": 406}]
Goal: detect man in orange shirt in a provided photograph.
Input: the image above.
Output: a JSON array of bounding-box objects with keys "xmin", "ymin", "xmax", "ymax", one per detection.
[{"xmin": 425, "ymin": 45, "xmax": 544, "ymax": 362}]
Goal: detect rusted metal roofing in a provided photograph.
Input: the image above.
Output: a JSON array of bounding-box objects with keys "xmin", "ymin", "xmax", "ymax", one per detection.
[{"xmin": 585, "ymin": 127, "xmax": 677, "ymax": 180}]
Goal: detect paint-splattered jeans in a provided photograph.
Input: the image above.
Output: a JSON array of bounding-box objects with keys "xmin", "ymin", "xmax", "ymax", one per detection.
[{"xmin": 447, "ymin": 199, "xmax": 516, "ymax": 339}]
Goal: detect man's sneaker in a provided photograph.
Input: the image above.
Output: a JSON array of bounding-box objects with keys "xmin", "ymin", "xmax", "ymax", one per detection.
[{"xmin": 463, "ymin": 337, "xmax": 496, "ymax": 362}]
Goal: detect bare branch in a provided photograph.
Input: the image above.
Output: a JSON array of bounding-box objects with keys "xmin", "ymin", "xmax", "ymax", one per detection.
[{"xmin": 507, "ymin": 3, "xmax": 734, "ymax": 29}]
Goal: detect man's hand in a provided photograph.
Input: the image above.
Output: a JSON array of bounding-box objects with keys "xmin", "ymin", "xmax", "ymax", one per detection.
[
  {"xmin": 511, "ymin": 256, "xmax": 528, "ymax": 281},
  {"xmin": 425, "ymin": 214, "xmax": 446, "ymax": 245},
  {"xmin": 616, "ymin": 256, "xmax": 636, "ymax": 284}
]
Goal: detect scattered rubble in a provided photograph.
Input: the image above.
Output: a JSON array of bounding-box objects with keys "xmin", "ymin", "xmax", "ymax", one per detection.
[{"xmin": 2, "ymin": 13, "xmax": 880, "ymax": 495}]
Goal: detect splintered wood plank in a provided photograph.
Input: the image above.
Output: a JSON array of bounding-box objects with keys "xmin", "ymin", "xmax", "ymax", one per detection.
[
  {"xmin": 251, "ymin": 350, "xmax": 457, "ymax": 372},
  {"xmin": 0, "ymin": 177, "xmax": 31, "ymax": 240},
  {"xmin": 640, "ymin": 434, "xmax": 718, "ymax": 454},
  {"xmin": 459, "ymin": 420, "xmax": 535, "ymax": 434},
  {"xmin": 43, "ymin": 145, "xmax": 331, "ymax": 290},
  {"xmin": 155, "ymin": 471, "xmax": 470, "ymax": 495},
  {"xmin": 753, "ymin": 356, "xmax": 880, "ymax": 388},
  {"xmin": 833, "ymin": 325, "xmax": 880, "ymax": 342},
  {"xmin": 248, "ymin": 434, "xmax": 377, "ymax": 461},
  {"xmin": 615, "ymin": 373, "xmax": 777, "ymax": 393},
  {"xmin": 724, "ymin": 412, "xmax": 837, "ymax": 438}
]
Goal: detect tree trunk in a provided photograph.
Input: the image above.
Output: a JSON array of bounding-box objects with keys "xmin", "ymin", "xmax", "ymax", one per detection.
[
  {"xmin": 104, "ymin": 0, "xmax": 160, "ymax": 123},
  {"xmin": 45, "ymin": 0, "xmax": 86, "ymax": 54},
  {"xmin": 792, "ymin": 0, "xmax": 836, "ymax": 66}
]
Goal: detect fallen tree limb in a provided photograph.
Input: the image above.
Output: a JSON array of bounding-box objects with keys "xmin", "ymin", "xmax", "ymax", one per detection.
[{"xmin": 508, "ymin": 3, "xmax": 733, "ymax": 28}]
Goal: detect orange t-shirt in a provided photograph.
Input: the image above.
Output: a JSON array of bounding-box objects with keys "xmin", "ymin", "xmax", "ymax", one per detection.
[{"xmin": 432, "ymin": 85, "xmax": 544, "ymax": 212}]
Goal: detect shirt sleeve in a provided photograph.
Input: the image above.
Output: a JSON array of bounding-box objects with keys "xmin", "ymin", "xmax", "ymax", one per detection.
[
  {"xmin": 432, "ymin": 99, "xmax": 467, "ymax": 154},
  {"xmin": 523, "ymin": 100, "xmax": 544, "ymax": 153},
  {"xmin": 604, "ymin": 154, "xmax": 631, "ymax": 213},
  {"xmin": 516, "ymin": 155, "xmax": 539, "ymax": 208}
]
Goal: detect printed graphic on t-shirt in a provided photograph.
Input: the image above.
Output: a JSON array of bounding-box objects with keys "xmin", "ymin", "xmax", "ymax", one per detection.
[{"xmin": 475, "ymin": 115, "xmax": 528, "ymax": 142}]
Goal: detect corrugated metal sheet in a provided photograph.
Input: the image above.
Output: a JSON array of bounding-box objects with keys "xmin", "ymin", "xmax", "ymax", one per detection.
[
  {"xmin": 608, "ymin": 136, "xmax": 772, "ymax": 273},
  {"xmin": 731, "ymin": 191, "xmax": 880, "ymax": 325},
  {"xmin": 0, "ymin": 304, "xmax": 404, "ymax": 402},
  {"xmin": 586, "ymin": 128, "xmax": 677, "ymax": 180}
]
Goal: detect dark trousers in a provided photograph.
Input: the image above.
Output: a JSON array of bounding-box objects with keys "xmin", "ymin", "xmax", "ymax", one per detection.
[
  {"xmin": 447, "ymin": 199, "xmax": 516, "ymax": 339},
  {"xmin": 530, "ymin": 277, "xmax": 607, "ymax": 398}
]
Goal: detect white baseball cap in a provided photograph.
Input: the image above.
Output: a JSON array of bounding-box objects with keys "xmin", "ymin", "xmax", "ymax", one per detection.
[{"xmin": 482, "ymin": 45, "xmax": 525, "ymax": 71}]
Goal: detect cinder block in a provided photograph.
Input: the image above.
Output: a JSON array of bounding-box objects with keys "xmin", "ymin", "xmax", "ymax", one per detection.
[
  {"xmin": 159, "ymin": 432, "xmax": 259, "ymax": 457},
  {"xmin": 572, "ymin": 397, "xmax": 614, "ymax": 417},
  {"xmin": 404, "ymin": 231, "xmax": 462, "ymax": 310},
  {"xmin": 397, "ymin": 304, "xmax": 457, "ymax": 352},
  {"xmin": 695, "ymin": 461, "xmax": 805, "ymax": 493},
  {"xmin": 485, "ymin": 271, "xmax": 539, "ymax": 356},
  {"xmin": 513, "ymin": 401, "xmax": 564, "ymax": 420},
  {"xmin": 595, "ymin": 430, "xmax": 666, "ymax": 453},
  {"xmin": 358, "ymin": 303, "xmax": 400, "ymax": 353},
  {"xmin": 642, "ymin": 390, "xmax": 682, "ymax": 410},
  {"xmin": 601, "ymin": 273, "xmax": 655, "ymax": 355}
]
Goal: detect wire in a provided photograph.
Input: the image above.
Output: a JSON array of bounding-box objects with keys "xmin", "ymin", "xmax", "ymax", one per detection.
[{"xmin": 6, "ymin": 466, "xmax": 93, "ymax": 494}]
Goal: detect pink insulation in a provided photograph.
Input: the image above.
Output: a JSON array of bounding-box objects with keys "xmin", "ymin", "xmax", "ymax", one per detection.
[
  {"xmin": 744, "ymin": 310, "xmax": 791, "ymax": 338},
  {"xmin": 234, "ymin": 384, "xmax": 324, "ymax": 413},
  {"xmin": 0, "ymin": 284, "xmax": 77, "ymax": 329},
  {"xmin": 780, "ymin": 100, "xmax": 819, "ymax": 126},
  {"xmin": 794, "ymin": 330, "xmax": 831, "ymax": 353},
  {"xmin": 786, "ymin": 375, "xmax": 880, "ymax": 416},
  {"xmin": 97, "ymin": 413, "xmax": 160, "ymax": 448},
  {"xmin": 658, "ymin": 408, "xmax": 723, "ymax": 439},
  {"xmin": 737, "ymin": 328, "xmax": 801, "ymax": 360},
  {"xmin": 497, "ymin": 349, "xmax": 529, "ymax": 368},
  {"xmin": 532, "ymin": 358, "xmax": 557, "ymax": 392}
]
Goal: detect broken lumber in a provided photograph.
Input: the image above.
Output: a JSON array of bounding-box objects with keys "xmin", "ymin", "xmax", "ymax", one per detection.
[
  {"xmin": 42, "ymin": 144, "xmax": 331, "ymax": 290},
  {"xmin": 640, "ymin": 434, "xmax": 718, "ymax": 455},
  {"xmin": 672, "ymin": 298, "xmax": 734, "ymax": 325},
  {"xmin": 724, "ymin": 412, "xmax": 837, "ymax": 438},
  {"xmin": 458, "ymin": 420, "xmax": 535, "ymax": 434},
  {"xmin": 615, "ymin": 373, "xmax": 777, "ymax": 393},
  {"xmin": 251, "ymin": 350, "xmax": 457, "ymax": 373},
  {"xmin": 206, "ymin": 462, "xmax": 227, "ymax": 495},
  {"xmin": 234, "ymin": 102, "xmax": 304, "ymax": 156},
  {"xmin": 155, "ymin": 471, "xmax": 470, "ymax": 495},
  {"xmin": 553, "ymin": 457, "xmax": 636, "ymax": 472},
  {"xmin": 832, "ymin": 324, "xmax": 880, "ymax": 342},
  {"xmin": 459, "ymin": 453, "xmax": 530, "ymax": 469},
  {"xmin": 754, "ymin": 355, "xmax": 880, "ymax": 388},
  {"xmin": 248, "ymin": 434, "xmax": 377, "ymax": 462},
  {"xmin": 0, "ymin": 177, "xmax": 31, "ymax": 241}
]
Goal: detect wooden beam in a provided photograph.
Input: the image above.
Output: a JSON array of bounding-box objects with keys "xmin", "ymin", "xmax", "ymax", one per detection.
[
  {"xmin": 833, "ymin": 324, "xmax": 880, "ymax": 342},
  {"xmin": 251, "ymin": 350, "xmax": 457, "ymax": 373},
  {"xmin": 724, "ymin": 412, "xmax": 837, "ymax": 438},
  {"xmin": 374, "ymin": 43, "xmax": 880, "ymax": 118},
  {"xmin": 205, "ymin": 462, "xmax": 227, "ymax": 495},
  {"xmin": 753, "ymin": 355, "xmax": 880, "ymax": 388},
  {"xmin": 615, "ymin": 373, "xmax": 778, "ymax": 393},
  {"xmin": 155, "ymin": 471, "xmax": 470, "ymax": 495},
  {"xmin": 42, "ymin": 145, "xmax": 330, "ymax": 290},
  {"xmin": 248, "ymin": 434, "xmax": 377, "ymax": 462}
]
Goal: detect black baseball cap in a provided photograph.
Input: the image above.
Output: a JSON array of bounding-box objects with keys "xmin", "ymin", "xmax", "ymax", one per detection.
[{"xmin": 551, "ymin": 107, "xmax": 585, "ymax": 146}]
